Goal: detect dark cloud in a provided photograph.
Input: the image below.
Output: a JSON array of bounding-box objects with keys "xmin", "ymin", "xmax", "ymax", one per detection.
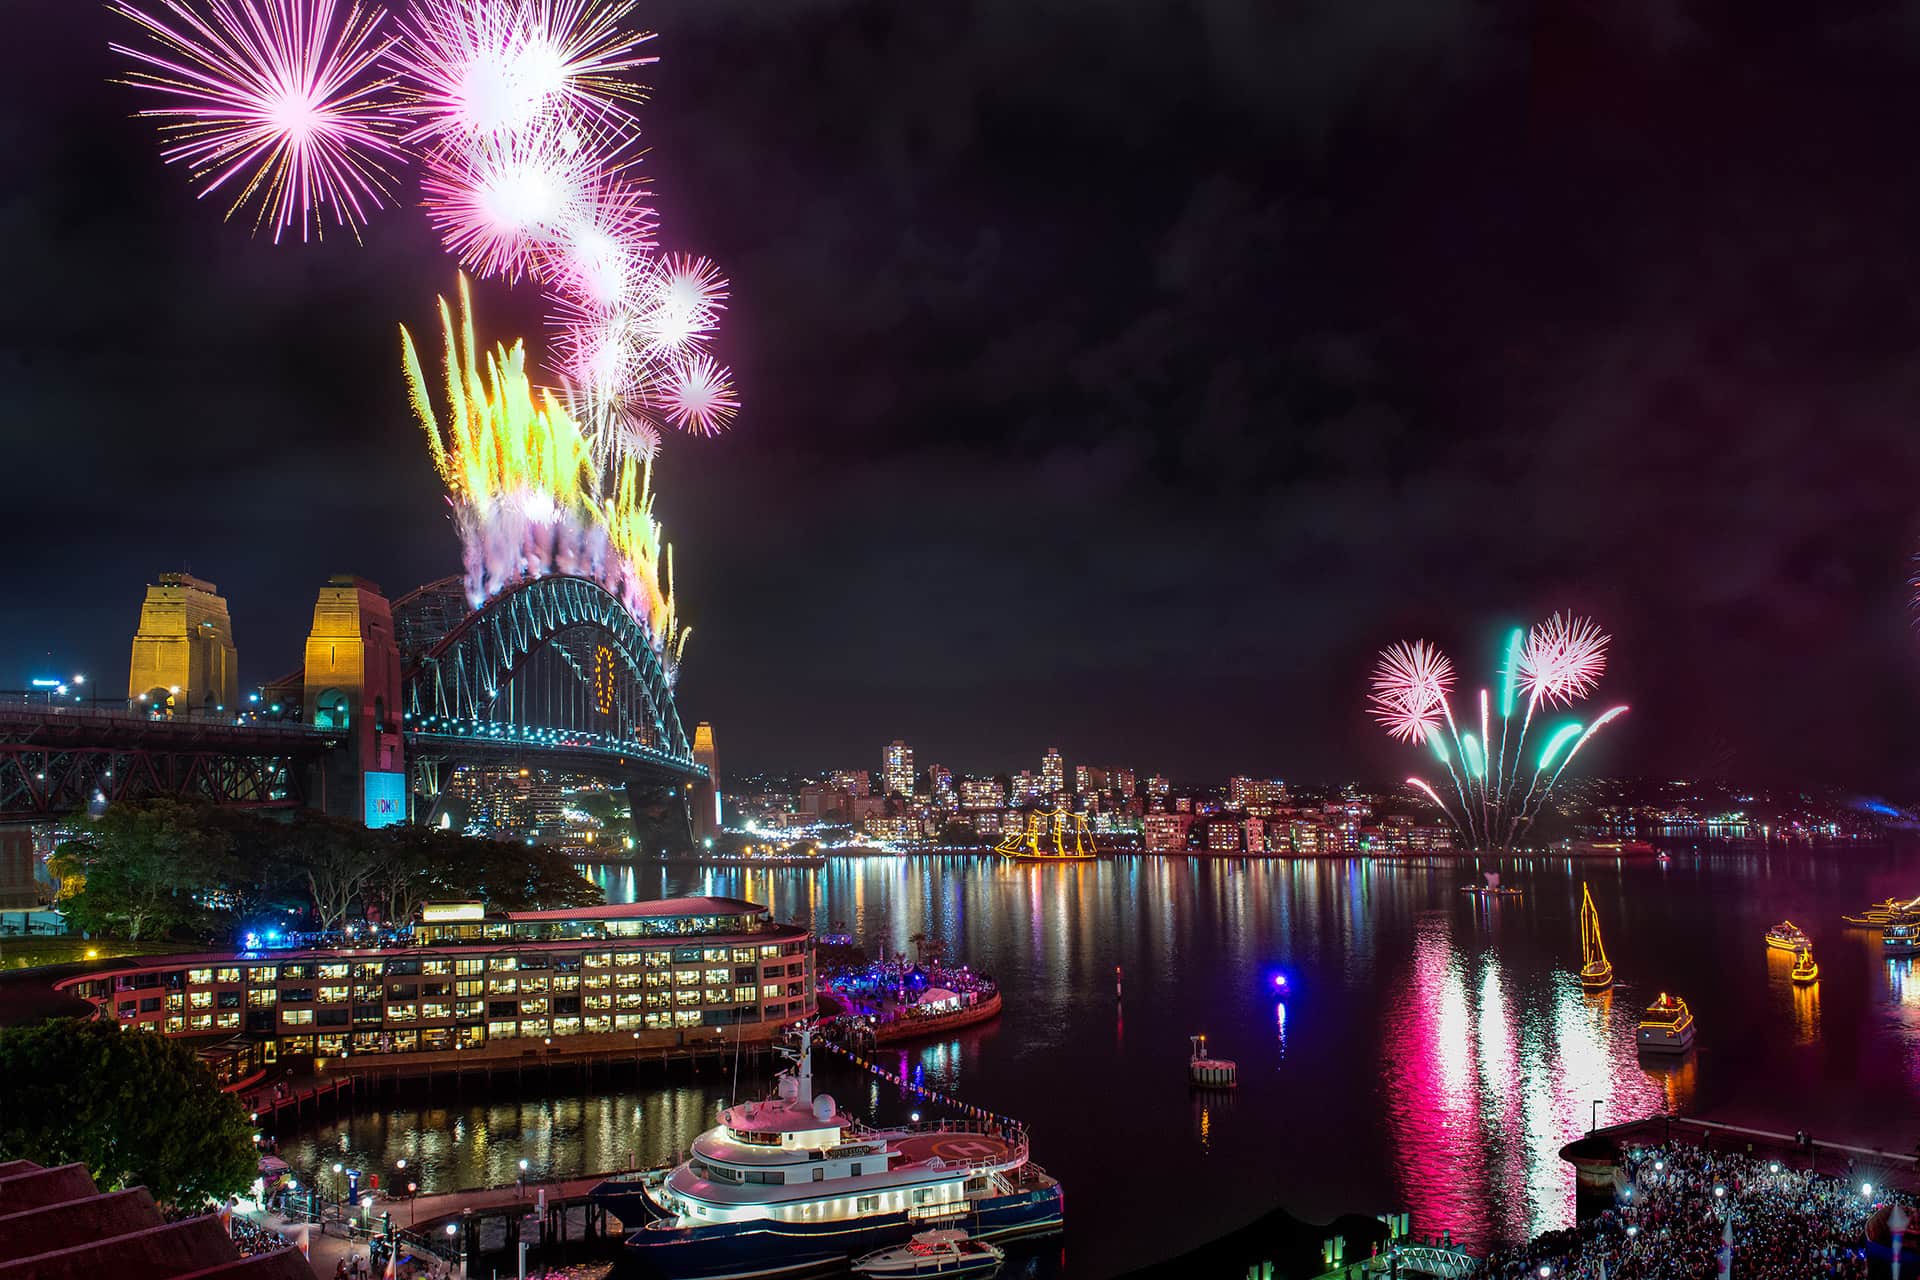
[{"xmin": 7, "ymin": 0, "xmax": 1920, "ymax": 787}]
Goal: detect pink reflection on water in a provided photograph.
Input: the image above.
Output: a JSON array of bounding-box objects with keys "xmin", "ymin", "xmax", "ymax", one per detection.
[{"xmin": 1382, "ymin": 909, "xmax": 1680, "ymax": 1252}]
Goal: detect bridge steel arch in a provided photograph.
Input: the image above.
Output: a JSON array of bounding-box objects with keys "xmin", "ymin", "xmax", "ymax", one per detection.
[{"xmin": 401, "ymin": 574, "xmax": 694, "ymax": 768}]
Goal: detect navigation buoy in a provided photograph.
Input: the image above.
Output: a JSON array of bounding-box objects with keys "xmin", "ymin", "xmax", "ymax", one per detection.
[{"xmin": 1188, "ymin": 1034, "xmax": 1238, "ymax": 1089}]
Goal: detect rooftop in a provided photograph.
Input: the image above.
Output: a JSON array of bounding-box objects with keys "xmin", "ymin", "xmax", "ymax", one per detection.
[{"xmin": 504, "ymin": 896, "xmax": 766, "ymax": 922}]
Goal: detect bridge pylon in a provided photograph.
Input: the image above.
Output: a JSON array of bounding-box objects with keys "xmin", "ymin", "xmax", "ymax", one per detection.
[
  {"xmin": 127, "ymin": 572, "xmax": 239, "ymax": 716},
  {"xmin": 690, "ymin": 722, "xmax": 721, "ymax": 843},
  {"xmin": 302, "ymin": 576, "xmax": 406, "ymax": 825}
]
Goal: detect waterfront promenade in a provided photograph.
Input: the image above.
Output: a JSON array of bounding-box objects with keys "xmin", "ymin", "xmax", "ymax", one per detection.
[{"xmin": 244, "ymin": 1170, "xmax": 629, "ymax": 1280}]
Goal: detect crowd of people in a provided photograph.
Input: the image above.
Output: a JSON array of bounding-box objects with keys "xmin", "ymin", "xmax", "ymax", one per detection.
[
  {"xmin": 1471, "ymin": 1142, "xmax": 1913, "ymax": 1279},
  {"xmin": 230, "ymin": 1214, "xmax": 292, "ymax": 1257}
]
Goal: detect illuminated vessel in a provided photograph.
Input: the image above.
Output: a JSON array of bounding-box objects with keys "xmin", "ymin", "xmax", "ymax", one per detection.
[
  {"xmin": 993, "ymin": 809, "xmax": 1098, "ymax": 862},
  {"xmin": 1765, "ymin": 921, "xmax": 1812, "ymax": 954},
  {"xmin": 1884, "ymin": 919, "xmax": 1920, "ymax": 958},
  {"xmin": 1790, "ymin": 946, "xmax": 1819, "ymax": 984},
  {"xmin": 600, "ymin": 1025, "xmax": 1062, "ymax": 1279},
  {"xmin": 1460, "ymin": 872, "xmax": 1522, "ymax": 899},
  {"xmin": 1578, "ymin": 883, "xmax": 1613, "ymax": 993},
  {"xmin": 852, "ymin": 1230, "xmax": 1004, "ymax": 1277},
  {"xmin": 1842, "ymin": 895, "xmax": 1920, "ymax": 928},
  {"xmin": 1636, "ymin": 992, "xmax": 1695, "ymax": 1054},
  {"xmin": 1558, "ymin": 839, "xmax": 1659, "ymax": 859}
]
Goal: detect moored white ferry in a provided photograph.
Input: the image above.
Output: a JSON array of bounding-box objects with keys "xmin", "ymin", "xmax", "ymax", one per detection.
[{"xmin": 595, "ymin": 1026, "xmax": 1062, "ymax": 1279}]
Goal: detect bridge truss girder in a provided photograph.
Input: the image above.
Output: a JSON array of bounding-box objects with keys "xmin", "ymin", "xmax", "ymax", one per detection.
[
  {"xmin": 403, "ymin": 575, "xmax": 692, "ymax": 765},
  {"xmin": 0, "ymin": 742, "xmax": 306, "ymax": 819}
]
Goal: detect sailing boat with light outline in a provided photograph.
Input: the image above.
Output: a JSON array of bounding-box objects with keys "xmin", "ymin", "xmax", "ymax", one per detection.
[{"xmin": 1580, "ymin": 882, "xmax": 1614, "ymax": 992}]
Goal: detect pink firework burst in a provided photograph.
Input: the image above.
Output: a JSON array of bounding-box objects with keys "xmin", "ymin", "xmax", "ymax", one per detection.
[
  {"xmin": 1368, "ymin": 640, "xmax": 1454, "ymax": 744},
  {"xmin": 109, "ymin": 0, "xmax": 407, "ymax": 242},
  {"xmin": 616, "ymin": 409, "xmax": 662, "ymax": 460},
  {"xmin": 660, "ymin": 353, "xmax": 738, "ymax": 436},
  {"xmin": 386, "ymin": 0, "xmax": 657, "ymax": 145},
  {"xmin": 420, "ymin": 119, "xmax": 597, "ymax": 279},
  {"xmin": 1518, "ymin": 612, "xmax": 1609, "ymax": 708},
  {"xmin": 553, "ymin": 307, "xmax": 646, "ymax": 395},
  {"xmin": 639, "ymin": 253, "xmax": 728, "ymax": 352},
  {"xmin": 535, "ymin": 176, "xmax": 658, "ymax": 306}
]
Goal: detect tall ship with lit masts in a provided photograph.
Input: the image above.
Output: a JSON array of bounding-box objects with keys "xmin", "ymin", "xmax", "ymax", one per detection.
[
  {"xmin": 597, "ymin": 1026, "xmax": 1063, "ymax": 1279},
  {"xmin": 1579, "ymin": 882, "xmax": 1613, "ymax": 992},
  {"xmin": 994, "ymin": 808, "xmax": 1099, "ymax": 862}
]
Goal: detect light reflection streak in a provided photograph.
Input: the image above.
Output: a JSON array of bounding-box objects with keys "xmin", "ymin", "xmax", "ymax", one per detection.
[{"xmin": 1385, "ymin": 905, "xmax": 1677, "ymax": 1249}]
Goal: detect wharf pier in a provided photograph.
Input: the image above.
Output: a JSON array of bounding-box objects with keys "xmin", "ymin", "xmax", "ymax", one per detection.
[{"xmin": 1562, "ymin": 1112, "xmax": 1920, "ymax": 1198}]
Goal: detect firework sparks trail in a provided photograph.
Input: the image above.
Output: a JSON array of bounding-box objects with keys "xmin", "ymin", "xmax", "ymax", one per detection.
[
  {"xmin": 1375, "ymin": 615, "xmax": 1626, "ymax": 848},
  {"xmin": 115, "ymin": 0, "xmax": 737, "ymax": 459},
  {"xmin": 401, "ymin": 274, "xmax": 683, "ymax": 666},
  {"xmin": 110, "ymin": 0, "xmax": 407, "ymax": 241}
]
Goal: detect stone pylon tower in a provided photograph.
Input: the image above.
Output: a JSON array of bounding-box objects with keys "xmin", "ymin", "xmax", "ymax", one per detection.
[
  {"xmin": 127, "ymin": 572, "xmax": 239, "ymax": 715},
  {"xmin": 302, "ymin": 576, "xmax": 406, "ymax": 825},
  {"xmin": 690, "ymin": 722, "xmax": 721, "ymax": 842}
]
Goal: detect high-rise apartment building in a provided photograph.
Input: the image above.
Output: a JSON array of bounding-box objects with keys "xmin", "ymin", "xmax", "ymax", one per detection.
[
  {"xmin": 960, "ymin": 777, "xmax": 1006, "ymax": 808},
  {"xmin": 1112, "ymin": 768, "xmax": 1136, "ymax": 799},
  {"xmin": 830, "ymin": 770, "xmax": 871, "ymax": 798},
  {"xmin": 883, "ymin": 740, "xmax": 914, "ymax": 798},
  {"xmin": 928, "ymin": 763, "xmax": 954, "ymax": 806},
  {"xmin": 1041, "ymin": 748, "xmax": 1065, "ymax": 799},
  {"xmin": 1228, "ymin": 777, "xmax": 1290, "ymax": 813},
  {"xmin": 1074, "ymin": 765, "xmax": 1108, "ymax": 799}
]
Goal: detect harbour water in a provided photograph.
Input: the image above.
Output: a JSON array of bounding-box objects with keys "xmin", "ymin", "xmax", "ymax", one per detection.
[{"xmin": 277, "ymin": 848, "xmax": 1920, "ymax": 1275}]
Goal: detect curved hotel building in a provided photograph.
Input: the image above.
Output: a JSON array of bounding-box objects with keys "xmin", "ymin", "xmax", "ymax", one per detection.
[{"xmin": 55, "ymin": 897, "xmax": 815, "ymax": 1076}]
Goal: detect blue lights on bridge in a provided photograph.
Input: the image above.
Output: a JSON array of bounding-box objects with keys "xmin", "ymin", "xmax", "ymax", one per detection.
[{"xmin": 405, "ymin": 715, "xmax": 703, "ymax": 774}]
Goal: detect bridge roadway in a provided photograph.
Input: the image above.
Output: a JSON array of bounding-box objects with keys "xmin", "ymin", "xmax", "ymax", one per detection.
[{"xmin": 0, "ymin": 699, "xmax": 702, "ymax": 820}]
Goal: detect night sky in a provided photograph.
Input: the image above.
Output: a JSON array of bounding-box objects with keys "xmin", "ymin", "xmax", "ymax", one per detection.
[{"xmin": 9, "ymin": 1, "xmax": 1920, "ymax": 787}]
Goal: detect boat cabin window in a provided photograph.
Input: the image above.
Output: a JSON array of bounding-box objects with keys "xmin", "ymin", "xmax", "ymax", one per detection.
[
  {"xmin": 812, "ymin": 1168, "xmax": 824, "ymax": 1182},
  {"xmin": 857, "ymin": 1196, "xmax": 879, "ymax": 1212}
]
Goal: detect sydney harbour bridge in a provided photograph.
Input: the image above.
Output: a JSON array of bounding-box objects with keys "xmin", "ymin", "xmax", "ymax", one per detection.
[{"xmin": 0, "ymin": 568, "xmax": 718, "ymax": 842}]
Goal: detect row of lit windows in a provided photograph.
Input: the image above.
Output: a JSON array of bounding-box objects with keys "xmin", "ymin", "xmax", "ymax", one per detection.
[
  {"xmin": 267, "ymin": 990, "xmax": 793, "ymax": 1027},
  {"xmin": 119, "ymin": 944, "xmax": 807, "ymax": 995},
  {"xmin": 171, "ymin": 947, "xmax": 806, "ymax": 984},
  {"xmin": 138, "ymin": 997, "xmax": 815, "ymax": 1053}
]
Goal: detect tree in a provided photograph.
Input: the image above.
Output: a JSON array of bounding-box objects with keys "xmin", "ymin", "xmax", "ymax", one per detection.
[
  {"xmin": 938, "ymin": 820, "xmax": 978, "ymax": 846},
  {"xmin": 368, "ymin": 826, "xmax": 465, "ymax": 925},
  {"xmin": 50, "ymin": 798, "xmax": 237, "ymax": 940},
  {"xmin": 0, "ymin": 1019, "xmax": 256, "ymax": 1207},
  {"xmin": 471, "ymin": 837, "xmax": 604, "ymax": 911},
  {"xmin": 279, "ymin": 818, "xmax": 379, "ymax": 935}
]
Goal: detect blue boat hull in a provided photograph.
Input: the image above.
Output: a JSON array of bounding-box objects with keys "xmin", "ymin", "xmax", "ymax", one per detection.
[{"xmin": 606, "ymin": 1184, "xmax": 1063, "ymax": 1280}]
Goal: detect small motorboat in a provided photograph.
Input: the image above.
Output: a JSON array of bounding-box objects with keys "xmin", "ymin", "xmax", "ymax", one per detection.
[
  {"xmin": 1636, "ymin": 992, "xmax": 1696, "ymax": 1054},
  {"xmin": 1765, "ymin": 920, "xmax": 1812, "ymax": 954},
  {"xmin": 1791, "ymin": 946, "xmax": 1819, "ymax": 984},
  {"xmin": 853, "ymin": 1230, "xmax": 1005, "ymax": 1277}
]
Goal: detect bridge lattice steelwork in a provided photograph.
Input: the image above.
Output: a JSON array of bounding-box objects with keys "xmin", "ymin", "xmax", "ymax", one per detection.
[
  {"xmin": 0, "ymin": 701, "xmax": 330, "ymax": 818},
  {"xmin": 396, "ymin": 574, "xmax": 699, "ymax": 787}
]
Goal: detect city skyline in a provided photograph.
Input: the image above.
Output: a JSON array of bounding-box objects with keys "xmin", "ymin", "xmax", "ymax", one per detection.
[{"xmin": 15, "ymin": 2, "xmax": 1920, "ymax": 788}]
